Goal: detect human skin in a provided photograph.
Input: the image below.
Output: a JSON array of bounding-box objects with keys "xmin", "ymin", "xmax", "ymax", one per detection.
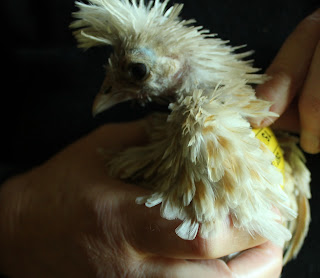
[
  {"xmin": 254, "ymin": 8, "xmax": 320, "ymax": 154},
  {"xmin": 0, "ymin": 121, "xmax": 282, "ymax": 278},
  {"xmin": 1, "ymin": 8, "xmax": 318, "ymax": 278}
]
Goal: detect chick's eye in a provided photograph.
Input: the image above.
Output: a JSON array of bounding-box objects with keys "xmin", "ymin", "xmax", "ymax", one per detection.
[{"xmin": 128, "ymin": 63, "xmax": 149, "ymax": 81}]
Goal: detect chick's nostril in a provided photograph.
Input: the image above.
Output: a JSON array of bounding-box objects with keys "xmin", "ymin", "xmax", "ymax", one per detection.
[{"xmin": 103, "ymin": 86, "xmax": 112, "ymax": 94}]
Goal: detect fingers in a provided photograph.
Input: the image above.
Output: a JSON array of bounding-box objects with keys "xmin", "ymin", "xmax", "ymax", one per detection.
[
  {"xmin": 125, "ymin": 197, "xmax": 266, "ymax": 260},
  {"xmin": 228, "ymin": 241, "xmax": 283, "ymax": 278},
  {"xmin": 142, "ymin": 241, "xmax": 282, "ymax": 278},
  {"xmin": 255, "ymin": 9, "xmax": 320, "ymax": 126},
  {"xmin": 299, "ymin": 41, "xmax": 320, "ymax": 154},
  {"xmin": 145, "ymin": 257, "xmax": 233, "ymax": 278}
]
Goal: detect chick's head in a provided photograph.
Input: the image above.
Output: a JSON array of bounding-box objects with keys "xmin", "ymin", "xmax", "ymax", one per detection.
[
  {"xmin": 71, "ymin": 0, "xmax": 194, "ymax": 114},
  {"xmin": 93, "ymin": 45, "xmax": 184, "ymax": 114},
  {"xmin": 71, "ymin": 0, "xmax": 263, "ymax": 115}
]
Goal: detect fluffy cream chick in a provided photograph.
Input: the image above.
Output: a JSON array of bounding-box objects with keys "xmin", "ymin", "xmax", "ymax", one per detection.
[{"xmin": 71, "ymin": 0, "xmax": 311, "ymax": 264}]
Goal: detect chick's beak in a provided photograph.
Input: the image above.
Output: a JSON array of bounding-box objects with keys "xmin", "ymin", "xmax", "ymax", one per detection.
[{"xmin": 92, "ymin": 76, "xmax": 133, "ymax": 117}]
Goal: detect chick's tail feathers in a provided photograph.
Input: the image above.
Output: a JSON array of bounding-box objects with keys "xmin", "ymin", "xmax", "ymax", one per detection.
[{"xmin": 277, "ymin": 132, "xmax": 311, "ymax": 265}]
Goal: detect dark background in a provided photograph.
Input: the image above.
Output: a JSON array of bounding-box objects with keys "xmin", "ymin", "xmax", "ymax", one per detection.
[{"xmin": 2, "ymin": 0, "xmax": 320, "ymax": 277}]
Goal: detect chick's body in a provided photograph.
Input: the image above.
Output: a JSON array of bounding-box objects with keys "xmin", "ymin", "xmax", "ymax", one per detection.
[{"xmin": 71, "ymin": 0, "xmax": 311, "ymax": 263}]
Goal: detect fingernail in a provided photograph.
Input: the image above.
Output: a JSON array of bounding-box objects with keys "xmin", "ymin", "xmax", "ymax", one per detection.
[
  {"xmin": 260, "ymin": 117, "xmax": 276, "ymax": 127},
  {"xmin": 251, "ymin": 117, "xmax": 275, "ymax": 128},
  {"xmin": 301, "ymin": 130, "xmax": 320, "ymax": 154}
]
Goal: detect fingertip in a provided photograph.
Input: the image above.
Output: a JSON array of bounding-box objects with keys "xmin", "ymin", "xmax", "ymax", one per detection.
[
  {"xmin": 227, "ymin": 241, "xmax": 283, "ymax": 278},
  {"xmin": 255, "ymin": 71, "xmax": 291, "ymax": 116},
  {"xmin": 250, "ymin": 117, "xmax": 277, "ymax": 129},
  {"xmin": 253, "ymin": 72, "xmax": 292, "ymax": 129}
]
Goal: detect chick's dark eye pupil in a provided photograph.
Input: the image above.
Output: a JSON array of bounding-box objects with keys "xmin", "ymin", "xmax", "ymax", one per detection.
[{"xmin": 129, "ymin": 63, "xmax": 147, "ymax": 81}]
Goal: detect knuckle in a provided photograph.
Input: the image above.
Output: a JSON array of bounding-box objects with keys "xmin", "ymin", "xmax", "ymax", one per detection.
[
  {"xmin": 266, "ymin": 68, "xmax": 296, "ymax": 92},
  {"xmin": 189, "ymin": 236, "xmax": 213, "ymax": 258},
  {"xmin": 263, "ymin": 70, "xmax": 298, "ymax": 102}
]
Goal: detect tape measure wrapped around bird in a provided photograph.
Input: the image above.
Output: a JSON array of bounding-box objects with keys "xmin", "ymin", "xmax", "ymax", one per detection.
[
  {"xmin": 253, "ymin": 127, "xmax": 285, "ymax": 187},
  {"xmin": 71, "ymin": 0, "xmax": 311, "ymax": 265}
]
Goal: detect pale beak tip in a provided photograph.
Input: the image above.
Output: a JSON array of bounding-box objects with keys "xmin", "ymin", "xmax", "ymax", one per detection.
[
  {"xmin": 91, "ymin": 91, "xmax": 134, "ymax": 118},
  {"xmin": 92, "ymin": 100, "xmax": 103, "ymax": 117}
]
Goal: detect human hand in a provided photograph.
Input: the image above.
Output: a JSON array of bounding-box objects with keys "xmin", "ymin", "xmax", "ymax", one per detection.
[
  {"xmin": 254, "ymin": 9, "xmax": 320, "ymax": 154},
  {"xmin": 0, "ymin": 121, "xmax": 282, "ymax": 277}
]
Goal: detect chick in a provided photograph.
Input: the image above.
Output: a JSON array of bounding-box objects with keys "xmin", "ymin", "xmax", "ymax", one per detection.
[{"xmin": 71, "ymin": 0, "xmax": 311, "ymax": 263}]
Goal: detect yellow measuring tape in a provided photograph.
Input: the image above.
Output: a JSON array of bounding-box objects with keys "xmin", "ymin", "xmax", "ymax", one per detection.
[{"xmin": 252, "ymin": 127, "xmax": 285, "ymax": 188}]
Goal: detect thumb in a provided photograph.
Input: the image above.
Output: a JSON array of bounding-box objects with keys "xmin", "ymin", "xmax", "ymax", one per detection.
[
  {"xmin": 80, "ymin": 119, "xmax": 149, "ymax": 153},
  {"xmin": 123, "ymin": 194, "xmax": 266, "ymax": 260}
]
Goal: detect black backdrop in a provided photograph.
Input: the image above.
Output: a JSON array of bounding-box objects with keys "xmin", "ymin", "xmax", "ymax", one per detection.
[{"xmin": 2, "ymin": 0, "xmax": 320, "ymax": 277}]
